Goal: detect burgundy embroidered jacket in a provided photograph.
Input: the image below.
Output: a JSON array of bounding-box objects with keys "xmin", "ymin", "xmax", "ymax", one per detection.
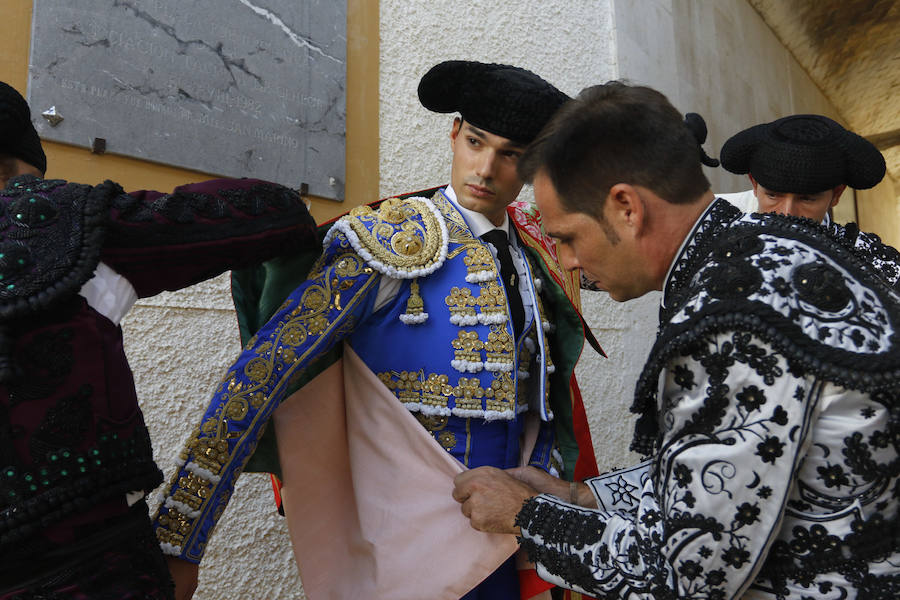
[{"xmin": 0, "ymin": 175, "xmax": 316, "ymax": 571}]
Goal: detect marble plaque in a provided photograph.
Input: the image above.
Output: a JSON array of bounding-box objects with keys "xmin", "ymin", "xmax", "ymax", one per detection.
[{"xmin": 29, "ymin": 0, "xmax": 346, "ymax": 200}]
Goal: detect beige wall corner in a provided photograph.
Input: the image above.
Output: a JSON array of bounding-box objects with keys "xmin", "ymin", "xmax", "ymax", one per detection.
[{"xmin": 856, "ymin": 175, "xmax": 900, "ymax": 249}]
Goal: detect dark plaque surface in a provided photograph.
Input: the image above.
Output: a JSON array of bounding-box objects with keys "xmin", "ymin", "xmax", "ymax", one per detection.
[{"xmin": 29, "ymin": 0, "xmax": 346, "ymax": 199}]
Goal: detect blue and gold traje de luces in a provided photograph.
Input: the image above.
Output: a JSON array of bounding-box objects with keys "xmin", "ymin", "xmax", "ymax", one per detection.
[
  {"xmin": 348, "ymin": 189, "xmax": 555, "ymax": 422},
  {"xmin": 154, "ymin": 190, "xmax": 558, "ymax": 562}
]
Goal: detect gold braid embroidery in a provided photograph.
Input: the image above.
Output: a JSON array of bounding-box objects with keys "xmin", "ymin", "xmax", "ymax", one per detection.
[
  {"xmin": 159, "ymin": 241, "xmax": 379, "ymax": 556},
  {"xmin": 344, "ymin": 197, "xmax": 444, "ymax": 272},
  {"xmin": 220, "ymin": 251, "xmax": 375, "ymax": 454}
]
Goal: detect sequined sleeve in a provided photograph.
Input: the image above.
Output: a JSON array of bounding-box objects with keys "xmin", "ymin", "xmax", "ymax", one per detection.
[
  {"xmin": 101, "ymin": 178, "xmax": 316, "ymax": 298},
  {"xmin": 152, "ymin": 232, "xmax": 379, "ymax": 563},
  {"xmin": 515, "ymin": 330, "xmax": 818, "ymax": 599}
]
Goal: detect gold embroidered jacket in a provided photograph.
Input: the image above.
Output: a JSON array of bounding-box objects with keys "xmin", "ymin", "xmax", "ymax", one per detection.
[{"xmin": 154, "ymin": 190, "xmax": 586, "ymax": 562}]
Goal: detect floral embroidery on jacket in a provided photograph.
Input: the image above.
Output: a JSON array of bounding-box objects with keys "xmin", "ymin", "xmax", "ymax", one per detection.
[{"xmin": 516, "ymin": 201, "xmax": 900, "ymax": 599}]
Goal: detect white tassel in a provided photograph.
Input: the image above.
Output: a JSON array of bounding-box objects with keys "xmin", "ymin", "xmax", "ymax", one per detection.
[
  {"xmin": 399, "ymin": 402, "xmax": 517, "ymax": 421},
  {"xmin": 466, "ymin": 270, "xmax": 495, "ymax": 283},
  {"xmin": 400, "ymin": 312, "xmax": 429, "ymax": 324},
  {"xmin": 451, "ymin": 359, "xmax": 484, "ymax": 373},
  {"xmin": 159, "ymin": 542, "xmax": 183, "ymax": 557},
  {"xmin": 164, "ymin": 497, "xmax": 202, "ymax": 519},
  {"xmin": 485, "ymin": 361, "xmax": 515, "ymax": 372},
  {"xmin": 450, "ymin": 314, "xmax": 479, "ymax": 326},
  {"xmin": 478, "ymin": 312, "xmax": 507, "ymax": 325},
  {"xmin": 186, "ymin": 461, "xmax": 221, "ymax": 485}
]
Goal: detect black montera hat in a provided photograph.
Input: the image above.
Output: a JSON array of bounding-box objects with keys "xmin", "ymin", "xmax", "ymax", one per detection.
[
  {"xmin": 720, "ymin": 114, "xmax": 884, "ymax": 193},
  {"xmin": 0, "ymin": 82, "xmax": 46, "ymax": 174},
  {"xmin": 418, "ymin": 60, "xmax": 569, "ymax": 145}
]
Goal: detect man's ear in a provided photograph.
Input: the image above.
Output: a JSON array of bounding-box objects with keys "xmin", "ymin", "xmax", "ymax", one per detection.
[
  {"xmin": 607, "ymin": 183, "xmax": 645, "ymax": 235},
  {"xmin": 830, "ymin": 184, "xmax": 847, "ymax": 208},
  {"xmin": 748, "ymin": 174, "xmax": 759, "ymax": 195},
  {"xmin": 450, "ymin": 117, "xmax": 463, "ymax": 147}
]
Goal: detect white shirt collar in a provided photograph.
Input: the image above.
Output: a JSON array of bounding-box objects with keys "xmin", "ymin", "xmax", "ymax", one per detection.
[{"xmin": 443, "ymin": 185, "xmax": 515, "ymax": 245}]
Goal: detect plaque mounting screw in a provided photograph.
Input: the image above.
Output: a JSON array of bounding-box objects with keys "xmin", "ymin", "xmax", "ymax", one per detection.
[{"xmin": 41, "ymin": 106, "xmax": 63, "ymax": 127}]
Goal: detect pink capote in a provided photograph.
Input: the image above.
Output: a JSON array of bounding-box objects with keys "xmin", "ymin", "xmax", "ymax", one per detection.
[{"xmin": 274, "ymin": 345, "xmax": 519, "ymax": 600}]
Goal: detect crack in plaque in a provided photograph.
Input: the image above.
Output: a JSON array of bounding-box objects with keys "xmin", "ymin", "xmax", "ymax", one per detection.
[
  {"xmin": 113, "ymin": 0, "xmax": 264, "ymax": 86},
  {"xmin": 237, "ymin": 0, "xmax": 343, "ymax": 64}
]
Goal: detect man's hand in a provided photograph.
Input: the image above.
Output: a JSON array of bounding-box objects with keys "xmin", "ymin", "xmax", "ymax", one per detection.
[
  {"xmin": 452, "ymin": 466, "xmax": 537, "ymax": 535},
  {"xmin": 166, "ymin": 556, "xmax": 199, "ymax": 600},
  {"xmin": 507, "ymin": 466, "xmax": 597, "ymax": 508},
  {"xmin": 506, "ymin": 466, "xmax": 570, "ymax": 497}
]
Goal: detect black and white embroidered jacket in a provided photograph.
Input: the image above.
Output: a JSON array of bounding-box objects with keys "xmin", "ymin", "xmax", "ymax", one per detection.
[
  {"xmin": 822, "ymin": 220, "xmax": 900, "ymax": 292},
  {"xmin": 516, "ymin": 199, "xmax": 900, "ymax": 599},
  {"xmin": 719, "ymin": 191, "xmax": 900, "ymax": 292}
]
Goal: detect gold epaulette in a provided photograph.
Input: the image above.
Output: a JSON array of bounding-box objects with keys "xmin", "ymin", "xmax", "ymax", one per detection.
[{"xmin": 327, "ymin": 196, "xmax": 448, "ymax": 279}]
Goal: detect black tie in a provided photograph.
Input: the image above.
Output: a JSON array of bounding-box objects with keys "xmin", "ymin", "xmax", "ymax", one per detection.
[{"xmin": 481, "ymin": 229, "xmax": 526, "ymax": 340}]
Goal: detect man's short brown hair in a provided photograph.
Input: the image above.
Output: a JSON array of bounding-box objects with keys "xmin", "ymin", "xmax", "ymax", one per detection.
[{"xmin": 518, "ymin": 82, "xmax": 710, "ymax": 218}]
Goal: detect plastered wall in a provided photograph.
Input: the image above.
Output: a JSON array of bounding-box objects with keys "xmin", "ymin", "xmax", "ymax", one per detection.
[
  {"xmin": 127, "ymin": 276, "xmax": 305, "ymax": 599},
  {"xmin": 378, "ymin": 1, "xmax": 618, "ymax": 198},
  {"xmin": 571, "ymin": 0, "xmax": 878, "ymax": 476}
]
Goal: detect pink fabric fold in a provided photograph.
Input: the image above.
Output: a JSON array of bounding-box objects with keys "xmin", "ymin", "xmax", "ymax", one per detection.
[{"xmin": 274, "ymin": 345, "xmax": 519, "ymax": 600}]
